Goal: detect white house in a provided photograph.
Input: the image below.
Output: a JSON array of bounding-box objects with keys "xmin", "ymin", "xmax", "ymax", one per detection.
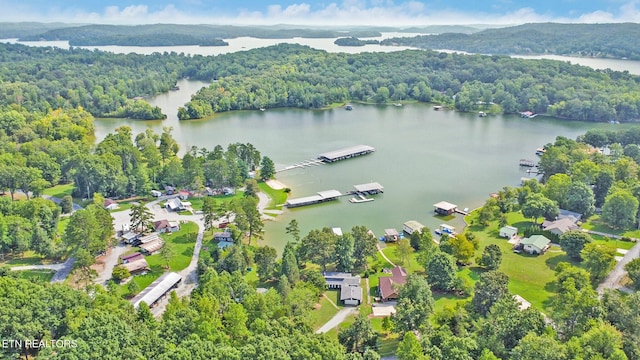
[
  {"xmin": 520, "ymin": 235, "xmax": 551, "ymax": 255},
  {"xmin": 499, "ymin": 226, "xmax": 518, "ymax": 239},
  {"xmin": 104, "ymin": 199, "xmax": 119, "ymax": 211},
  {"xmin": 151, "ymin": 190, "xmax": 162, "ymax": 197},
  {"xmin": 165, "ymin": 198, "xmax": 185, "ymax": 212}
]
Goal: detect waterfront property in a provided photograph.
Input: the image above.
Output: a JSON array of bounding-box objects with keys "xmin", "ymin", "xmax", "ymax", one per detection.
[
  {"xmin": 332, "ymin": 227, "xmax": 343, "ymax": 236},
  {"xmin": 132, "ymin": 272, "xmax": 182, "ymax": 308},
  {"xmin": 499, "ymin": 226, "xmax": 519, "ymax": 239},
  {"xmin": 378, "ymin": 266, "xmax": 408, "ymax": 302},
  {"xmin": 434, "ymin": 201, "xmax": 457, "ymax": 216},
  {"xmin": 317, "ymin": 145, "xmax": 375, "ymax": 163},
  {"xmin": 403, "ymin": 220, "xmax": 425, "ymax": 235},
  {"xmin": 520, "ymin": 235, "xmax": 551, "ymax": 255},
  {"xmin": 322, "ymin": 272, "xmax": 363, "ymax": 306},
  {"xmin": 353, "ymin": 182, "xmax": 384, "ymax": 195},
  {"xmin": 285, "ymin": 190, "xmax": 343, "ymax": 208}
]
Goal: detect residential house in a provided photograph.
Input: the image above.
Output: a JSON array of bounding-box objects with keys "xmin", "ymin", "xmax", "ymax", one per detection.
[
  {"xmin": 520, "ymin": 235, "xmax": 551, "ymax": 255},
  {"xmin": 542, "ymin": 218, "xmax": 578, "ymax": 236},
  {"xmin": 322, "ymin": 272, "xmax": 362, "ymax": 306},
  {"xmin": 104, "ymin": 198, "xmax": 119, "ymax": 211},
  {"xmin": 154, "ymin": 220, "xmax": 180, "ymax": 233},
  {"xmin": 499, "ymin": 226, "xmax": 518, "ymax": 239},
  {"xmin": 378, "ymin": 266, "xmax": 408, "ymax": 302},
  {"xmin": 178, "ymin": 190, "xmax": 190, "ymax": 200},
  {"xmin": 557, "ymin": 209, "xmax": 582, "ymax": 223},
  {"xmin": 136, "ymin": 233, "xmax": 161, "ymax": 247},
  {"xmin": 121, "ymin": 231, "xmax": 140, "ymax": 245},
  {"xmin": 165, "ymin": 198, "xmax": 185, "ymax": 212}
]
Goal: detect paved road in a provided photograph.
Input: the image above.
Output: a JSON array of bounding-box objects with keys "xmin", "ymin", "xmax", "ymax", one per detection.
[
  {"xmin": 315, "ymin": 307, "xmax": 357, "ymax": 334},
  {"xmin": 41, "ymin": 195, "xmax": 83, "ymax": 211},
  {"xmin": 50, "ymin": 257, "xmax": 75, "ymax": 283},
  {"xmin": 94, "ymin": 244, "xmax": 131, "ymax": 285},
  {"xmin": 10, "ymin": 257, "xmax": 76, "ymax": 283},
  {"xmin": 598, "ymin": 240, "xmax": 640, "ymax": 296}
]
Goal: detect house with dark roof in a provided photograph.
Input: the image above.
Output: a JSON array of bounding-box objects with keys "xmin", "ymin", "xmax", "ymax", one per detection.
[
  {"xmin": 542, "ymin": 218, "xmax": 578, "ymax": 236},
  {"xmin": 378, "ymin": 266, "xmax": 408, "ymax": 302},
  {"xmin": 322, "ymin": 272, "xmax": 363, "ymax": 306},
  {"xmin": 121, "ymin": 252, "xmax": 143, "ymax": 264}
]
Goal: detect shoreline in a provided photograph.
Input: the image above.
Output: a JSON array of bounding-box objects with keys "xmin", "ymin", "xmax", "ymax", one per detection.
[{"xmin": 265, "ymin": 179, "xmax": 288, "ymax": 190}]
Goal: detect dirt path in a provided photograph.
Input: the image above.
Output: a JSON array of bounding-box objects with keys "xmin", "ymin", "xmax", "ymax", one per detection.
[{"xmin": 376, "ymin": 244, "xmax": 395, "ymax": 267}]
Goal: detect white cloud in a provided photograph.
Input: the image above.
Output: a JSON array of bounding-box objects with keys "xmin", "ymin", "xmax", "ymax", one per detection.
[{"xmin": 2, "ymin": 1, "xmax": 640, "ymax": 26}]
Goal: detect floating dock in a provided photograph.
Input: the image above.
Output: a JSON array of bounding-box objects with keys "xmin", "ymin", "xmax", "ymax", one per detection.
[
  {"xmin": 275, "ymin": 158, "xmax": 324, "ymax": 173},
  {"xmin": 318, "ymin": 145, "xmax": 375, "ymax": 163},
  {"xmin": 519, "ymin": 159, "xmax": 537, "ymax": 167},
  {"xmin": 285, "ymin": 190, "xmax": 342, "ymax": 208}
]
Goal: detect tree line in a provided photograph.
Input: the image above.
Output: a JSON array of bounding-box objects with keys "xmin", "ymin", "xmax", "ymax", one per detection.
[
  {"xmin": 382, "ymin": 22, "xmax": 640, "ymax": 60},
  {"xmin": 179, "ymin": 43, "xmax": 640, "ymax": 122}
]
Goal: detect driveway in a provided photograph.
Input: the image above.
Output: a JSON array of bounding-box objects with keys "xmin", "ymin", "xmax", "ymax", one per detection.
[
  {"xmin": 597, "ymin": 241, "xmax": 640, "ymax": 296},
  {"xmin": 10, "ymin": 257, "xmax": 76, "ymax": 283},
  {"xmin": 315, "ymin": 307, "xmax": 358, "ymax": 334}
]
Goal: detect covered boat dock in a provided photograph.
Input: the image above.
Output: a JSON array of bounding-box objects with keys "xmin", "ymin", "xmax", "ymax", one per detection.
[
  {"xmin": 318, "ymin": 145, "xmax": 375, "ymax": 163},
  {"xmin": 285, "ymin": 190, "xmax": 343, "ymax": 208},
  {"xmin": 353, "ymin": 182, "xmax": 384, "ymax": 195}
]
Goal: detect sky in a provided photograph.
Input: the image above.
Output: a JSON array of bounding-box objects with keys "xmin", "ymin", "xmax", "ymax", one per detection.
[{"xmin": 1, "ymin": 0, "xmax": 640, "ymax": 26}]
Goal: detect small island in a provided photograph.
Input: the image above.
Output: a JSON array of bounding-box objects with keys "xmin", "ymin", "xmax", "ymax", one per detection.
[{"xmin": 334, "ymin": 36, "xmax": 380, "ymax": 47}]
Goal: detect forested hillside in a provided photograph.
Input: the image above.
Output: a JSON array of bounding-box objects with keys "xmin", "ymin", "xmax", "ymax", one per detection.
[
  {"xmin": 179, "ymin": 43, "xmax": 640, "ymax": 122},
  {"xmin": 19, "ymin": 24, "xmax": 381, "ymax": 45},
  {"xmin": 381, "ymin": 23, "xmax": 640, "ymax": 60}
]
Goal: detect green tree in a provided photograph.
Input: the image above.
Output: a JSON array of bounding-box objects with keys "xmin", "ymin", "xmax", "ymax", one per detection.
[
  {"xmin": 335, "ymin": 233, "xmax": 355, "ymax": 272},
  {"xmin": 570, "ymin": 322, "xmax": 627, "ymax": 360},
  {"xmin": 160, "ymin": 242, "xmax": 176, "ymax": 269},
  {"xmin": 565, "ymin": 181, "xmax": 596, "ymax": 217},
  {"xmin": 392, "ymin": 274, "xmax": 435, "ymax": 333},
  {"xmin": 543, "ymin": 173, "xmax": 572, "ymax": 208},
  {"xmin": 625, "ymin": 258, "xmax": 640, "ymax": 290},
  {"xmin": 60, "ymin": 194, "xmax": 74, "ymax": 214},
  {"xmin": 244, "ymin": 179, "xmax": 259, "ymax": 198},
  {"xmin": 553, "ymin": 265, "xmax": 601, "ymax": 338},
  {"xmin": 601, "ymin": 189, "xmax": 639, "ymax": 229},
  {"xmin": 254, "ymin": 245, "xmax": 277, "ymax": 282},
  {"xmin": 259, "ymin": 156, "xmax": 275, "ymax": 180},
  {"xmin": 297, "ymin": 228, "xmax": 336, "ymax": 271},
  {"xmin": 426, "ymin": 251, "xmax": 458, "ymax": 292},
  {"xmin": 581, "ymin": 242, "xmax": 617, "ymax": 281},
  {"xmin": 159, "ymin": 126, "xmax": 179, "ymax": 163},
  {"xmin": 396, "ymin": 238, "xmax": 413, "ymax": 267},
  {"xmin": 448, "ymin": 234, "xmax": 475, "ymax": 265},
  {"xmin": 471, "ymin": 271, "xmax": 509, "ymax": 316},
  {"xmin": 112, "ymin": 265, "xmax": 131, "ymax": 282},
  {"xmin": 202, "ymin": 196, "xmax": 218, "ymax": 231},
  {"xmin": 129, "ymin": 202, "xmax": 154, "ymax": 233},
  {"xmin": 594, "ymin": 167, "xmax": 615, "ymax": 207},
  {"xmin": 511, "ymin": 333, "xmax": 568, "ymax": 360},
  {"xmin": 381, "ymin": 316, "xmax": 392, "ymax": 335},
  {"xmin": 560, "ymin": 230, "xmax": 593, "ymax": 260},
  {"xmin": 397, "ymin": 332, "xmax": 426, "ymax": 360},
  {"xmin": 338, "ymin": 314, "xmax": 377, "ymax": 354},
  {"xmin": 352, "ymin": 225, "xmax": 377, "ymax": 269},
  {"xmin": 285, "ymin": 219, "xmax": 300, "ymax": 242},
  {"xmin": 280, "ymin": 242, "xmax": 300, "ymax": 284},
  {"xmin": 521, "ymin": 193, "xmax": 558, "ymax": 224},
  {"xmin": 478, "ymin": 244, "xmax": 502, "ymax": 270},
  {"xmin": 127, "ymin": 279, "xmax": 140, "ymax": 295}
]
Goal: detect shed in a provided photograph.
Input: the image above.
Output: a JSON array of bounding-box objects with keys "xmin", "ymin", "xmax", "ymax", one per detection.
[
  {"xmin": 104, "ymin": 199, "xmax": 119, "ymax": 211},
  {"xmin": 121, "ymin": 252, "xmax": 143, "ymax": 264},
  {"xmin": 520, "ymin": 235, "xmax": 551, "ymax": 255},
  {"xmin": 434, "ymin": 201, "xmax": 457, "ymax": 215},
  {"xmin": 402, "ymin": 220, "xmax": 424, "ymax": 235},
  {"xmin": 121, "ymin": 258, "xmax": 150, "ymax": 275},
  {"xmin": 499, "ymin": 226, "xmax": 518, "ymax": 239}
]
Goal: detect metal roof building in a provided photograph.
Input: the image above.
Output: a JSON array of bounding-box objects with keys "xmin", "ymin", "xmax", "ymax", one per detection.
[
  {"xmin": 353, "ymin": 182, "xmax": 384, "ymax": 194},
  {"xmin": 318, "ymin": 145, "xmax": 375, "ymax": 162},
  {"xmin": 285, "ymin": 190, "xmax": 342, "ymax": 208},
  {"xmin": 132, "ymin": 272, "xmax": 182, "ymax": 308}
]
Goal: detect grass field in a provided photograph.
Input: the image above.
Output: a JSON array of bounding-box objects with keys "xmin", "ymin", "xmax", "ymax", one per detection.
[
  {"xmin": 144, "ymin": 221, "xmax": 198, "ymax": 271},
  {"xmin": 186, "ymin": 191, "xmax": 245, "ymax": 211},
  {"xmin": 13, "ymin": 269, "xmax": 55, "ymax": 282},
  {"xmin": 42, "ymin": 183, "xmax": 74, "ymax": 198},
  {"xmin": 1, "ymin": 251, "xmax": 49, "ymax": 266},
  {"xmin": 311, "ymin": 292, "xmax": 341, "ymax": 331},
  {"xmin": 258, "ymin": 182, "xmax": 288, "ymax": 209},
  {"xmin": 581, "ymin": 215, "xmax": 640, "ymax": 239}
]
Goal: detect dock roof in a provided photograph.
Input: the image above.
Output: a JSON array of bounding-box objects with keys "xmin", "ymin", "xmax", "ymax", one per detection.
[
  {"xmin": 317, "ymin": 190, "xmax": 342, "ymax": 199},
  {"xmin": 354, "ymin": 182, "xmax": 384, "ymax": 193},
  {"xmin": 384, "ymin": 228, "xmax": 400, "ymax": 236},
  {"xmin": 403, "ymin": 220, "xmax": 425, "ymax": 231},
  {"xmin": 132, "ymin": 272, "xmax": 181, "ymax": 308},
  {"xmin": 285, "ymin": 195, "xmax": 323, "ymax": 207},
  {"xmin": 318, "ymin": 145, "xmax": 375, "ymax": 161},
  {"xmin": 434, "ymin": 201, "xmax": 457, "ymax": 211}
]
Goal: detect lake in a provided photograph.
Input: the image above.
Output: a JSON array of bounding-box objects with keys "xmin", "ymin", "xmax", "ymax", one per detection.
[
  {"xmin": 95, "ymin": 97, "xmax": 616, "ymax": 254},
  {"xmin": 8, "ymin": 35, "xmax": 639, "ymax": 254}
]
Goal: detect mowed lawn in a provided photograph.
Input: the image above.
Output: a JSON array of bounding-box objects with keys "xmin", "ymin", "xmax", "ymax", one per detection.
[
  {"xmin": 466, "ymin": 211, "xmax": 572, "ymax": 312},
  {"xmin": 145, "ymin": 221, "xmax": 198, "ymax": 271},
  {"xmin": 258, "ymin": 182, "xmax": 288, "ymax": 209},
  {"xmin": 42, "ymin": 183, "xmax": 74, "ymax": 198},
  {"xmin": 14, "ymin": 269, "xmax": 55, "ymax": 282}
]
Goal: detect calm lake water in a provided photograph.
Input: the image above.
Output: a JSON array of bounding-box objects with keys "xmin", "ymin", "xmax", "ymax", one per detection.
[{"xmin": 8, "ymin": 36, "xmax": 640, "ymax": 254}]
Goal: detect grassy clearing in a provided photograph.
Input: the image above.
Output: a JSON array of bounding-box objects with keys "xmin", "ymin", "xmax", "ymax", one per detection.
[
  {"xmin": 13, "ymin": 269, "xmax": 55, "ymax": 282},
  {"xmin": 116, "ymin": 270, "xmax": 163, "ymax": 299},
  {"xmin": 187, "ymin": 191, "xmax": 245, "ymax": 211},
  {"xmin": 42, "ymin": 183, "xmax": 74, "ymax": 198},
  {"xmin": 582, "ymin": 215, "xmax": 640, "ymax": 238},
  {"xmin": 258, "ymin": 182, "xmax": 288, "ymax": 209},
  {"xmin": 1, "ymin": 251, "xmax": 49, "ymax": 266},
  {"xmin": 381, "ymin": 244, "xmax": 425, "ymax": 273},
  {"xmin": 312, "ymin": 294, "xmax": 340, "ymax": 331},
  {"xmin": 145, "ymin": 221, "xmax": 198, "ymax": 271},
  {"xmin": 465, "ymin": 210, "xmax": 572, "ymax": 312}
]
